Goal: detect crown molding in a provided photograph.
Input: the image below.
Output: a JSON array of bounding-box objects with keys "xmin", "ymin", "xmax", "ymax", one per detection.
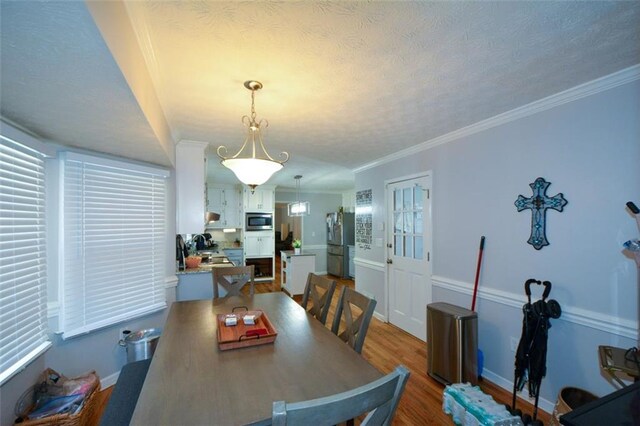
[
  {"xmin": 354, "ymin": 64, "xmax": 640, "ymax": 173},
  {"xmin": 275, "ymin": 188, "xmax": 348, "ymax": 195}
]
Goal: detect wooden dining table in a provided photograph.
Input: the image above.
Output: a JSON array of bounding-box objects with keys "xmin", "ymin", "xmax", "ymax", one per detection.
[{"xmin": 130, "ymin": 292, "xmax": 382, "ymax": 425}]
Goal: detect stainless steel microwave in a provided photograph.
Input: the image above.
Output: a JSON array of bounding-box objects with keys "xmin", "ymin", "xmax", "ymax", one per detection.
[{"xmin": 245, "ymin": 212, "xmax": 273, "ymax": 231}]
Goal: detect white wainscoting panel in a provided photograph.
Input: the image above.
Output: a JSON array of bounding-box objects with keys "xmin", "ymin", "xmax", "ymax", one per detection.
[{"xmin": 432, "ymin": 275, "xmax": 636, "ymax": 339}]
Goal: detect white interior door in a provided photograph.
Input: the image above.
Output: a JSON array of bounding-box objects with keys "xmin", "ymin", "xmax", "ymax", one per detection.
[{"xmin": 387, "ymin": 175, "xmax": 432, "ymax": 341}]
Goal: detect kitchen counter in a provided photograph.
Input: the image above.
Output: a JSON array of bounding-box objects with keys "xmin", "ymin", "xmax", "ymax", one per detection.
[
  {"xmin": 176, "ymin": 263, "xmax": 234, "ymax": 275},
  {"xmin": 176, "ymin": 259, "xmax": 235, "ymax": 301},
  {"xmin": 281, "ymin": 250, "xmax": 315, "ymax": 257},
  {"xmin": 281, "ymin": 250, "xmax": 316, "ymax": 296},
  {"xmin": 176, "ymin": 254, "xmax": 234, "ymax": 275}
]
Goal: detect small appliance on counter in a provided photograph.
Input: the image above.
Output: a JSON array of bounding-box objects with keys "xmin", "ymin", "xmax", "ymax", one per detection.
[
  {"xmin": 176, "ymin": 234, "xmax": 188, "ymax": 270},
  {"xmin": 191, "ymin": 233, "xmax": 218, "ymax": 251}
]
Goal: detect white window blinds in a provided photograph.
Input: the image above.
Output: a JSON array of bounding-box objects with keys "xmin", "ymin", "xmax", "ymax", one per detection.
[
  {"xmin": 60, "ymin": 152, "xmax": 168, "ymax": 339},
  {"xmin": 0, "ymin": 135, "xmax": 50, "ymax": 385}
]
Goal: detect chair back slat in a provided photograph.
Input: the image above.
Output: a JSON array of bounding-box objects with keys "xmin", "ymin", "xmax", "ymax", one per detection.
[
  {"xmin": 331, "ymin": 286, "xmax": 377, "ymax": 354},
  {"xmin": 301, "ymin": 273, "xmax": 337, "ymax": 325},
  {"xmin": 272, "ymin": 365, "xmax": 410, "ymax": 426},
  {"xmin": 212, "ymin": 265, "xmax": 255, "ymax": 299}
]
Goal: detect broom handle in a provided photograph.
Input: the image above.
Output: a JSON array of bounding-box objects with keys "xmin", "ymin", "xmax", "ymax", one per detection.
[{"xmin": 471, "ymin": 236, "xmax": 485, "ymax": 312}]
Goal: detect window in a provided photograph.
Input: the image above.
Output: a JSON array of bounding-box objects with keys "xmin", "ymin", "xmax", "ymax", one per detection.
[
  {"xmin": 0, "ymin": 134, "xmax": 50, "ymax": 385},
  {"xmin": 393, "ymin": 186, "xmax": 424, "ymax": 259},
  {"xmin": 59, "ymin": 152, "xmax": 168, "ymax": 339}
]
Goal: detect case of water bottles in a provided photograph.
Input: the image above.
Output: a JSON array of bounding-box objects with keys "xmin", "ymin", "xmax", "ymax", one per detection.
[{"xmin": 443, "ymin": 383, "xmax": 523, "ymax": 426}]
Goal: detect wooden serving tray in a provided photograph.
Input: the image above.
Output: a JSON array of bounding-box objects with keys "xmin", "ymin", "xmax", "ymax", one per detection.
[{"xmin": 216, "ymin": 310, "xmax": 278, "ymax": 351}]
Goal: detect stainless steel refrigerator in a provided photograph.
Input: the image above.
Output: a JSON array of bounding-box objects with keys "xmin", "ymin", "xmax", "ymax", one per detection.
[{"xmin": 326, "ymin": 212, "xmax": 354, "ymax": 278}]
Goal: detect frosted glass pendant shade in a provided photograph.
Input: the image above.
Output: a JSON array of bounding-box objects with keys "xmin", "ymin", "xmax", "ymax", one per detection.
[
  {"xmin": 288, "ymin": 201, "xmax": 310, "ymax": 216},
  {"xmin": 221, "ymin": 158, "xmax": 283, "ymax": 189}
]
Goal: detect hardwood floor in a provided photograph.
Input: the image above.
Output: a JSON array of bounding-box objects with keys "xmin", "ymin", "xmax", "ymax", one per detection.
[{"xmin": 90, "ymin": 259, "xmax": 551, "ymax": 425}]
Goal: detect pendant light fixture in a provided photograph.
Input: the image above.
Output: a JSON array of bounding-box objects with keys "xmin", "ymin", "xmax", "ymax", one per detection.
[
  {"xmin": 288, "ymin": 175, "xmax": 310, "ymax": 216},
  {"xmin": 217, "ymin": 80, "xmax": 289, "ymax": 192}
]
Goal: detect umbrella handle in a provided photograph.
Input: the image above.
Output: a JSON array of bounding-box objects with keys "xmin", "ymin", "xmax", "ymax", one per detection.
[{"xmin": 541, "ymin": 280, "xmax": 552, "ymax": 300}]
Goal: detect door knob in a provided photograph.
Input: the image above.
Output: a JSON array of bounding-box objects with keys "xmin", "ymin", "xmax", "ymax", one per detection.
[{"xmin": 386, "ymin": 258, "xmax": 393, "ymax": 264}]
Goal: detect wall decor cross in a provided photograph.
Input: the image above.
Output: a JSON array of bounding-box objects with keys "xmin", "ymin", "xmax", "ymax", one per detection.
[{"xmin": 514, "ymin": 177, "xmax": 567, "ymax": 250}]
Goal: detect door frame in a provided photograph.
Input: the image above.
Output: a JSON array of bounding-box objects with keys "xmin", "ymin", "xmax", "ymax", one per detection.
[
  {"xmin": 384, "ymin": 171, "xmax": 433, "ymax": 332},
  {"xmin": 274, "ymin": 202, "xmax": 304, "ymax": 244}
]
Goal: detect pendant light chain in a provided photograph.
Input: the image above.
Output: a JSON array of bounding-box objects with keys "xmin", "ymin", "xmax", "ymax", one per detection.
[
  {"xmin": 250, "ymin": 88, "xmax": 257, "ymax": 123},
  {"xmin": 296, "ymin": 175, "xmax": 301, "ymax": 205}
]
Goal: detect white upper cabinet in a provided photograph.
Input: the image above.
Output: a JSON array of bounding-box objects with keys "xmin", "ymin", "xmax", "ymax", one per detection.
[
  {"xmin": 243, "ymin": 187, "xmax": 274, "ymax": 212},
  {"xmin": 176, "ymin": 141, "xmax": 208, "ymax": 234},
  {"xmin": 207, "ymin": 185, "xmax": 241, "ymax": 228}
]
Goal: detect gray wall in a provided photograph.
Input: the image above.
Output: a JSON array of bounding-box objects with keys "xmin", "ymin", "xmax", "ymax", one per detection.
[
  {"xmin": 355, "ymin": 79, "xmax": 640, "ymax": 409},
  {"xmin": 0, "ymin": 143, "xmax": 178, "ymax": 426}
]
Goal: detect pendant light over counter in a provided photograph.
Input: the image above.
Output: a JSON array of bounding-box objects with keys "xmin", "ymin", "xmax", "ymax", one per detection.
[
  {"xmin": 217, "ymin": 80, "xmax": 289, "ymax": 192},
  {"xmin": 288, "ymin": 175, "xmax": 310, "ymax": 216}
]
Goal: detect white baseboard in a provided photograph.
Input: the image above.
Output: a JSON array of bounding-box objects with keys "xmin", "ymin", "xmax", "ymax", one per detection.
[
  {"xmin": 373, "ymin": 311, "xmax": 387, "ymax": 322},
  {"xmin": 481, "ymin": 368, "xmax": 555, "ymax": 414},
  {"xmin": 100, "ymin": 370, "xmax": 120, "ymax": 389}
]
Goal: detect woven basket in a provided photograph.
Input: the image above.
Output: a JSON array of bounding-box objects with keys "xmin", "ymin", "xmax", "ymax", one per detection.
[
  {"xmin": 550, "ymin": 387, "xmax": 598, "ymax": 426},
  {"xmin": 18, "ymin": 383, "xmax": 101, "ymax": 426}
]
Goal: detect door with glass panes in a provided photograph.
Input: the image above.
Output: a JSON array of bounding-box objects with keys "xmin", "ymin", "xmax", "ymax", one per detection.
[{"xmin": 387, "ymin": 174, "xmax": 432, "ymax": 341}]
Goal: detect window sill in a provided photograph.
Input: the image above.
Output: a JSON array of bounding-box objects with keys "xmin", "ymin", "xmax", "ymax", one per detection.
[{"xmin": 0, "ymin": 341, "xmax": 52, "ymax": 386}]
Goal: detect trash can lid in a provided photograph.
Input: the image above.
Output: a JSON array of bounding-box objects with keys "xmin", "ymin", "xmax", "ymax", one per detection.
[
  {"xmin": 125, "ymin": 328, "xmax": 161, "ymax": 343},
  {"xmin": 427, "ymin": 302, "xmax": 477, "ymax": 319}
]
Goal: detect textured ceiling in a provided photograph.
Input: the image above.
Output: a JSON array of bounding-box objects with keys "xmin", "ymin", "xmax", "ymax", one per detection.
[
  {"xmin": 0, "ymin": 1, "xmax": 171, "ymax": 167},
  {"xmin": 1, "ymin": 1, "xmax": 639, "ymax": 190}
]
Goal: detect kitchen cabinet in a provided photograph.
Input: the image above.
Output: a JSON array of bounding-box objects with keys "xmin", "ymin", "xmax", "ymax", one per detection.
[
  {"xmin": 207, "ymin": 185, "xmax": 241, "ymax": 228},
  {"xmin": 244, "ymin": 232, "xmax": 274, "ymax": 257},
  {"xmin": 243, "ymin": 187, "xmax": 274, "ymax": 212},
  {"xmin": 281, "ymin": 250, "xmax": 316, "ymax": 296},
  {"xmin": 223, "ymin": 248, "xmax": 244, "ymax": 266},
  {"xmin": 176, "ymin": 141, "xmax": 208, "ymax": 234}
]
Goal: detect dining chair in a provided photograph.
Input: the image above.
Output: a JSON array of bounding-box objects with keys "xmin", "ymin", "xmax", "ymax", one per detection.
[
  {"xmin": 331, "ymin": 286, "xmax": 377, "ymax": 354},
  {"xmin": 212, "ymin": 265, "xmax": 255, "ymax": 299},
  {"xmin": 272, "ymin": 365, "xmax": 410, "ymax": 426},
  {"xmin": 301, "ymin": 273, "xmax": 337, "ymax": 325}
]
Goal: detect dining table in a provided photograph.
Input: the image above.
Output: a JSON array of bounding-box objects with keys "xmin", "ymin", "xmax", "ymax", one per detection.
[{"xmin": 130, "ymin": 292, "xmax": 383, "ymax": 425}]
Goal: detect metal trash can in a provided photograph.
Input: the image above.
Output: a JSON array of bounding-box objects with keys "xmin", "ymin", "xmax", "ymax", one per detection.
[
  {"xmin": 427, "ymin": 302, "xmax": 478, "ymax": 385},
  {"xmin": 119, "ymin": 328, "xmax": 161, "ymax": 363}
]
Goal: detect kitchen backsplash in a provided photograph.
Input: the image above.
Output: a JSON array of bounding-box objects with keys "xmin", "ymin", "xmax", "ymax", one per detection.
[{"xmin": 203, "ymin": 229, "xmax": 242, "ymax": 248}]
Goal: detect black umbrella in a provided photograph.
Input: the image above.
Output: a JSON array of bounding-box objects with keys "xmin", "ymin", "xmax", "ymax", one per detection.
[{"xmin": 511, "ymin": 279, "xmax": 562, "ymax": 424}]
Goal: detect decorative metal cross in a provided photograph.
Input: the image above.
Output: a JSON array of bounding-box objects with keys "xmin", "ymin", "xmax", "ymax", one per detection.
[{"xmin": 515, "ymin": 177, "xmax": 567, "ymax": 250}]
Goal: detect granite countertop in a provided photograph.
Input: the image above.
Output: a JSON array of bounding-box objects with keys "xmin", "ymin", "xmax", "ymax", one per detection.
[
  {"xmin": 177, "ymin": 263, "xmax": 238, "ymax": 275},
  {"xmin": 281, "ymin": 250, "xmax": 316, "ymax": 257},
  {"xmin": 177, "ymin": 255, "xmax": 236, "ymax": 275}
]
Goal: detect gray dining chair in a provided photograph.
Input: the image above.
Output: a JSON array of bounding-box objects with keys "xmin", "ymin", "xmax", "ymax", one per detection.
[
  {"xmin": 212, "ymin": 265, "xmax": 255, "ymax": 299},
  {"xmin": 272, "ymin": 365, "xmax": 410, "ymax": 426},
  {"xmin": 331, "ymin": 286, "xmax": 377, "ymax": 354},
  {"xmin": 301, "ymin": 273, "xmax": 337, "ymax": 325}
]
